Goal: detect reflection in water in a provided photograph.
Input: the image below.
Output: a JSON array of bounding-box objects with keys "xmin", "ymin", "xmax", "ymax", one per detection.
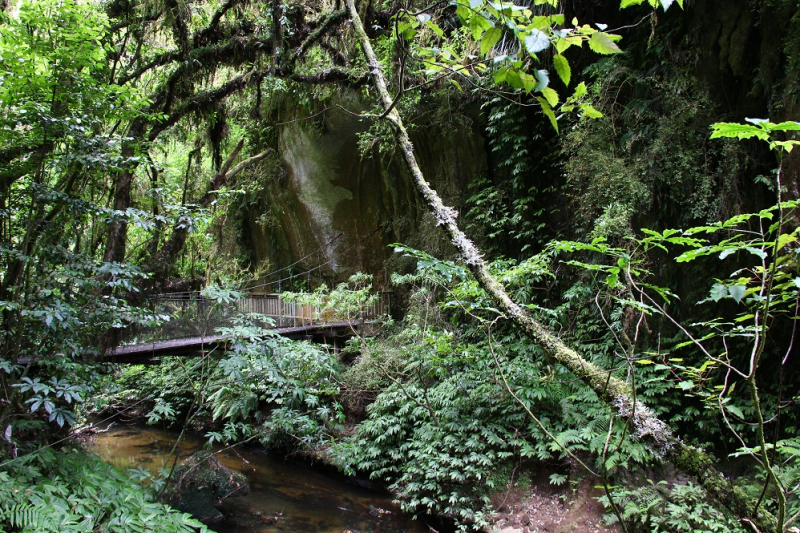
[{"xmin": 87, "ymin": 424, "xmax": 426, "ymax": 533}]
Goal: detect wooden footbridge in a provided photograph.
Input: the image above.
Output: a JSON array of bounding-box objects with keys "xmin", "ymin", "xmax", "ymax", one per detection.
[{"xmin": 105, "ymin": 292, "xmax": 392, "ymax": 364}]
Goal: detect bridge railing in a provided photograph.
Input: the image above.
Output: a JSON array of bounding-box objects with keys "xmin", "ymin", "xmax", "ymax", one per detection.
[{"xmin": 119, "ymin": 291, "xmax": 392, "ymax": 345}]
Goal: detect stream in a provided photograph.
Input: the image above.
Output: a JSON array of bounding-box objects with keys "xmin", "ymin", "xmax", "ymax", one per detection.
[{"xmin": 86, "ymin": 424, "xmax": 427, "ymax": 533}]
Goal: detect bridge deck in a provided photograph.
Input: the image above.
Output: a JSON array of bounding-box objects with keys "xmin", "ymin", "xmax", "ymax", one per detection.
[
  {"xmin": 106, "ymin": 321, "xmax": 365, "ymax": 364},
  {"xmin": 106, "ymin": 291, "xmax": 391, "ymax": 364}
]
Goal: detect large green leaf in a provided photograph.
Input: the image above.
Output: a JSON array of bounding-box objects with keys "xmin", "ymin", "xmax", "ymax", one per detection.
[
  {"xmin": 470, "ymin": 15, "xmax": 492, "ymax": 40},
  {"xmin": 728, "ymin": 284, "xmax": 746, "ymax": 304},
  {"xmin": 481, "ymin": 27, "xmax": 502, "ymax": 55},
  {"xmin": 540, "ymin": 87, "xmax": 559, "ymax": 107},
  {"xmin": 588, "ymin": 32, "xmax": 622, "ymax": 54},
  {"xmin": 519, "ymin": 71, "xmax": 537, "ymax": 94},
  {"xmin": 709, "ymin": 284, "xmax": 727, "ymax": 302},
  {"xmin": 553, "ymin": 54, "xmax": 571, "ymax": 85},
  {"xmin": 579, "ymin": 104, "xmax": 603, "ymax": 118},
  {"xmin": 425, "ymin": 20, "xmax": 444, "ymax": 38},
  {"xmin": 769, "ymin": 121, "xmax": 800, "ymax": 132},
  {"xmin": 710, "ymin": 122, "xmax": 769, "ymax": 141},
  {"xmin": 537, "ymin": 96, "xmax": 558, "ymax": 132}
]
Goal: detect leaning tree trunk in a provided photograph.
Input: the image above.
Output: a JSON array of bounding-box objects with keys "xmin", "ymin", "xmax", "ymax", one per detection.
[{"xmin": 344, "ymin": 0, "xmax": 771, "ymax": 529}]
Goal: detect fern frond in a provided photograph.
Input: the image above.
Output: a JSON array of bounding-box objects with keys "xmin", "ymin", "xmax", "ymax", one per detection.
[{"xmin": 3, "ymin": 502, "xmax": 56, "ymax": 531}]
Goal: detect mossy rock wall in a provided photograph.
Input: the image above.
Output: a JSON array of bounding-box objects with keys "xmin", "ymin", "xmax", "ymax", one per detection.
[
  {"xmin": 242, "ymin": 93, "xmax": 487, "ymax": 287},
  {"xmin": 654, "ymin": 0, "xmax": 800, "ymax": 195}
]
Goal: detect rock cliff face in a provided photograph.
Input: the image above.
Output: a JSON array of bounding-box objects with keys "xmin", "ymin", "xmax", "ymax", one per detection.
[
  {"xmin": 241, "ymin": 95, "xmax": 487, "ymax": 288},
  {"xmin": 235, "ymin": 0, "xmax": 800, "ymax": 289},
  {"xmin": 651, "ymin": 0, "xmax": 800, "ymax": 198}
]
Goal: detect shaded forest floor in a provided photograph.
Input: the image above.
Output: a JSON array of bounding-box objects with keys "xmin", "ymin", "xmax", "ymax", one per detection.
[{"xmin": 489, "ymin": 475, "xmax": 619, "ymax": 533}]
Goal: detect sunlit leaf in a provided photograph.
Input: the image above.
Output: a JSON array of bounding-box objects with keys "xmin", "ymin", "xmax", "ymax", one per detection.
[
  {"xmin": 481, "ymin": 27, "xmax": 502, "ymax": 55},
  {"xmin": 524, "ymin": 28, "xmax": 550, "ymax": 54},
  {"xmin": 425, "ymin": 20, "xmax": 444, "ymax": 37},
  {"xmin": 579, "ymin": 104, "xmax": 602, "ymax": 118},
  {"xmin": 710, "ymin": 122, "xmax": 770, "ymax": 141},
  {"xmin": 709, "ymin": 284, "xmax": 727, "ymax": 302},
  {"xmin": 588, "ymin": 32, "xmax": 622, "ymax": 54},
  {"xmin": 729, "ymin": 285, "xmax": 746, "ymax": 304},
  {"xmin": 519, "ymin": 71, "xmax": 537, "ymax": 93},
  {"xmin": 541, "ymin": 87, "xmax": 559, "ymax": 107},
  {"xmin": 537, "ymin": 96, "xmax": 558, "ymax": 132}
]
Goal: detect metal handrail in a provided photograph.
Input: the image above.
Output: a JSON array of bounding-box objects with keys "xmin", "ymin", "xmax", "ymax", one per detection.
[{"xmin": 122, "ymin": 291, "xmax": 392, "ymax": 345}]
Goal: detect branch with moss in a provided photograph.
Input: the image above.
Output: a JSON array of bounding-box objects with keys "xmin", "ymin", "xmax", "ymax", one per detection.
[{"xmin": 290, "ymin": 9, "xmax": 348, "ymax": 66}]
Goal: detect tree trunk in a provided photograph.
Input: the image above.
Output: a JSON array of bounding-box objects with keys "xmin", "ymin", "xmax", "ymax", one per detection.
[
  {"xmin": 104, "ymin": 119, "xmax": 145, "ymax": 264},
  {"xmin": 147, "ymin": 141, "xmax": 271, "ymax": 280}
]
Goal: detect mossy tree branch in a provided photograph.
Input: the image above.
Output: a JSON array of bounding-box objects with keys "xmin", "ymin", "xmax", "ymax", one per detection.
[{"xmin": 103, "ymin": 6, "xmax": 359, "ymax": 267}]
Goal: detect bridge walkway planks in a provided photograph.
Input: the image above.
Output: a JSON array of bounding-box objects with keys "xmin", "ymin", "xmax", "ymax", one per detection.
[{"xmin": 105, "ymin": 321, "xmax": 367, "ymax": 364}]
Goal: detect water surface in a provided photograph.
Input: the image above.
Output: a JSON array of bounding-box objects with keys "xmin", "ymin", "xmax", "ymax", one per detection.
[{"xmin": 87, "ymin": 424, "xmax": 426, "ymax": 533}]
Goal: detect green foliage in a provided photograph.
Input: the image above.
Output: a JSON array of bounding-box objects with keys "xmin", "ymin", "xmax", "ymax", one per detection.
[
  {"xmin": 0, "ymin": 447, "xmax": 207, "ymax": 532},
  {"xmin": 332, "ymin": 250, "xmax": 671, "ymax": 528},
  {"xmin": 556, "ymin": 121, "xmax": 800, "ymax": 528},
  {"xmin": 385, "ymin": 0, "xmax": 684, "ymax": 133},
  {"xmin": 562, "ymin": 61, "xmax": 746, "ymax": 237},
  {"xmin": 465, "ymin": 96, "xmax": 560, "ymax": 254},
  {"xmin": 768, "ymin": 438, "xmax": 800, "ymax": 523},
  {"xmin": 94, "ymin": 356, "xmax": 204, "ymax": 430},
  {"xmin": 281, "ymin": 273, "xmax": 379, "ymax": 324},
  {"xmin": 711, "ymin": 118, "xmax": 800, "ymax": 152},
  {"xmin": 12, "ymin": 377, "xmax": 83, "ymax": 428},
  {"xmin": 0, "ymin": 0, "xmax": 169, "ymax": 451},
  {"xmin": 641, "ymin": 198, "xmax": 800, "ymax": 525},
  {"xmin": 99, "ymin": 310, "xmax": 346, "ymax": 454},
  {"xmin": 332, "ymin": 320, "xmax": 659, "ymax": 527},
  {"xmin": 637, "ymin": 203, "xmax": 798, "ymax": 385},
  {"xmin": 0, "ymin": 0, "xmax": 143, "ymax": 137},
  {"xmin": 621, "ymin": 0, "xmax": 683, "ymax": 9},
  {"xmin": 0, "ymin": 250, "xmax": 162, "ymax": 443},
  {"xmin": 0, "ymin": 0, "xmax": 796, "ymax": 531},
  {"xmin": 337, "ymin": 336, "xmax": 407, "ymax": 417},
  {"xmin": 207, "ymin": 323, "xmax": 346, "ymax": 451},
  {"xmin": 446, "ymin": 1, "xmax": 617, "ymax": 123},
  {"xmin": 212, "ymin": 314, "xmax": 345, "ymax": 449},
  {"xmin": 598, "ymin": 481, "xmax": 744, "ymax": 532}
]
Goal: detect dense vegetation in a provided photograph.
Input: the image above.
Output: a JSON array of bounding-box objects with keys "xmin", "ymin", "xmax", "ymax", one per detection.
[{"xmin": 1, "ymin": 0, "xmax": 799, "ymax": 531}]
